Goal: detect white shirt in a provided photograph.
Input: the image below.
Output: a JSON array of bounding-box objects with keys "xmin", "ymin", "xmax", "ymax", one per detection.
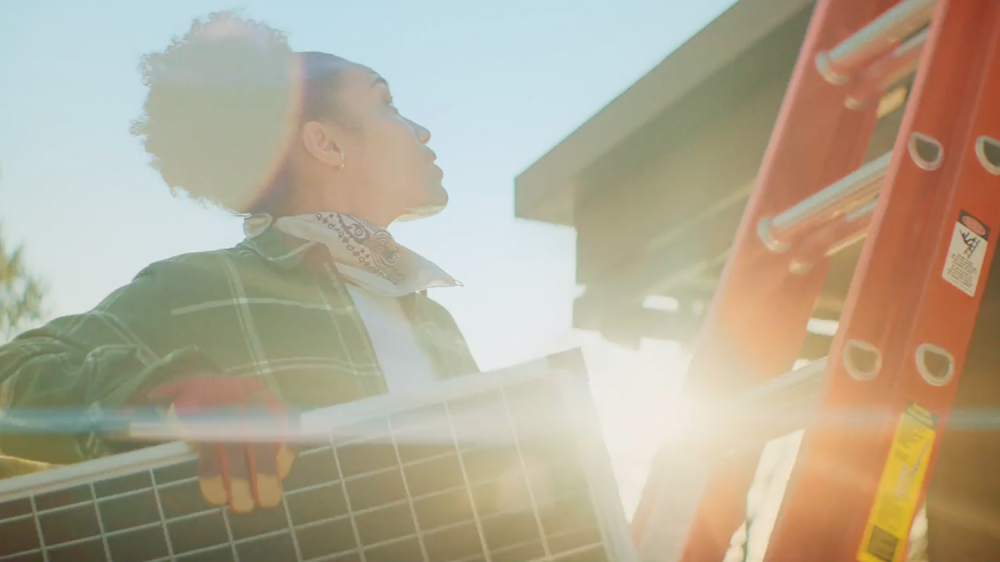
[
  {"xmin": 249, "ymin": 212, "xmax": 460, "ymax": 395},
  {"xmin": 338, "ymin": 266, "xmax": 439, "ymax": 394}
]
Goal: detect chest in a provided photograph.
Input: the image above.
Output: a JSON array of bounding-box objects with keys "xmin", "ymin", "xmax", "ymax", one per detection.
[
  {"xmin": 168, "ymin": 263, "xmax": 477, "ymax": 408},
  {"xmin": 344, "ymin": 285, "xmax": 439, "ymax": 395}
]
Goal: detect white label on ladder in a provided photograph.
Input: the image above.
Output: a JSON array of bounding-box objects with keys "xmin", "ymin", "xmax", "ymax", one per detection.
[{"xmin": 942, "ymin": 210, "xmax": 990, "ymax": 297}]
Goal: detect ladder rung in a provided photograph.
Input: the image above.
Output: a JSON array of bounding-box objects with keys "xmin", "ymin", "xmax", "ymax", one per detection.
[
  {"xmin": 735, "ymin": 358, "xmax": 827, "ymax": 411},
  {"xmin": 724, "ymin": 358, "xmax": 827, "ymax": 446},
  {"xmin": 789, "ymin": 198, "xmax": 878, "ymax": 273},
  {"xmin": 758, "ymin": 152, "xmax": 892, "ymax": 252},
  {"xmin": 847, "ymin": 28, "xmax": 928, "ymax": 108},
  {"xmin": 685, "ymin": 359, "xmax": 827, "ymax": 453},
  {"xmin": 816, "ymin": 0, "xmax": 937, "ymax": 85}
]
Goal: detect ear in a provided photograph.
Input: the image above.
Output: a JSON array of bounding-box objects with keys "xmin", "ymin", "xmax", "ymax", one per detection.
[{"xmin": 300, "ymin": 121, "xmax": 346, "ymax": 169}]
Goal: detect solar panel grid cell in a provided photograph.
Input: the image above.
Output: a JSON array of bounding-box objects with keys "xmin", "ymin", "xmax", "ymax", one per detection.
[{"xmin": 0, "ymin": 358, "xmax": 628, "ymax": 562}]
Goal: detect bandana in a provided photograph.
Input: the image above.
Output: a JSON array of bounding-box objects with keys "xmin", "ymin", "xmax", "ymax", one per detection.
[{"xmin": 244, "ymin": 212, "xmax": 461, "ymax": 297}]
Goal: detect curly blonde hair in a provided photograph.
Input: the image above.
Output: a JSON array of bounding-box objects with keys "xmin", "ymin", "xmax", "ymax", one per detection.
[{"xmin": 131, "ymin": 10, "xmax": 344, "ymax": 214}]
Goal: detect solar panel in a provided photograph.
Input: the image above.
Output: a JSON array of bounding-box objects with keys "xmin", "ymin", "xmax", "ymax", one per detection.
[{"xmin": 0, "ymin": 351, "xmax": 636, "ymax": 562}]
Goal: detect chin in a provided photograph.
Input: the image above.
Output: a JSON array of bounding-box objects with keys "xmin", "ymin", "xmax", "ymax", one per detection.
[{"xmin": 396, "ymin": 185, "xmax": 448, "ymax": 222}]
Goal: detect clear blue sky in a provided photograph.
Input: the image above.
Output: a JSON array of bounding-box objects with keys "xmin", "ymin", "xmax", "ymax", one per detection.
[{"xmin": 0, "ymin": 0, "xmax": 737, "ymax": 514}]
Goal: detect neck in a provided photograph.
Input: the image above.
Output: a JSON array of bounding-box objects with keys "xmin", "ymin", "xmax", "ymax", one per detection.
[
  {"xmin": 325, "ymin": 206, "xmax": 396, "ymax": 230},
  {"xmin": 282, "ymin": 186, "xmax": 398, "ymax": 229}
]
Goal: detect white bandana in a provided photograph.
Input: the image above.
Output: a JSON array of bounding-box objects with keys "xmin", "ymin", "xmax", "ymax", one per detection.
[{"xmin": 244, "ymin": 212, "xmax": 461, "ymax": 297}]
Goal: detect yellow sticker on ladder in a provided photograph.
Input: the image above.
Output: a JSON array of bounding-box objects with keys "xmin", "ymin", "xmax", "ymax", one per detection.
[{"xmin": 857, "ymin": 402, "xmax": 937, "ymax": 562}]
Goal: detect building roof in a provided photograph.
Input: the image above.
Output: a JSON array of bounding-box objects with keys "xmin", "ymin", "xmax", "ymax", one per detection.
[{"xmin": 514, "ymin": 0, "xmax": 813, "ymax": 227}]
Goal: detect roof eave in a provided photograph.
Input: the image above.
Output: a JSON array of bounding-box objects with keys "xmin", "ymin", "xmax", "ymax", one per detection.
[{"xmin": 513, "ymin": 0, "xmax": 813, "ymax": 227}]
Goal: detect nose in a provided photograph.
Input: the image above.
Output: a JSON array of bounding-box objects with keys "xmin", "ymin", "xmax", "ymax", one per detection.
[{"xmin": 408, "ymin": 118, "xmax": 431, "ymax": 144}]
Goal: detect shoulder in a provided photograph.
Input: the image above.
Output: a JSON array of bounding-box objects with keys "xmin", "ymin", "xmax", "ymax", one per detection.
[
  {"xmin": 129, "ymin": 244, "xmax": 275, "ymax": 304},
  {"xmin": 136, "ymin": 227, "xmax": 316, "ymax": 285},
  {"xmin": 136, "ymin": 247, "xmax": 241, "ymax": 282}
]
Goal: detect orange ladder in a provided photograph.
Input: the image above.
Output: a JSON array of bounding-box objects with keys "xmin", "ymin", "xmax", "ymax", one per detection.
[{"xmin": 631, "ymin": 0, "xmax": 1000, "ymax": 561}]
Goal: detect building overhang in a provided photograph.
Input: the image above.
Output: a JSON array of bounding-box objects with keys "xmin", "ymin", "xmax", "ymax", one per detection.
[{"xmin": 514, "ymin": 0, "xmax": 813, "ymax": 227}]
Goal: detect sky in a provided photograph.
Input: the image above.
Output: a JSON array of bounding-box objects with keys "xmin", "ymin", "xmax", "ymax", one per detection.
[{"xmin": 0, "ymin": 0, "xmax": 739, "ymax": 518}]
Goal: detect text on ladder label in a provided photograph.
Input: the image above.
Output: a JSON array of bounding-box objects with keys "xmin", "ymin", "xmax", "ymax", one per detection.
[{"xmin": 942, "ymin": 210, "xmax": 990, "ymax": 297}]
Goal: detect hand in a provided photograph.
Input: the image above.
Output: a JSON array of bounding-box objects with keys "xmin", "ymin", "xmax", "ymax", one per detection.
[{"xmin": 140, "ymin": 377, "xmax": 297, "ymax": 513}]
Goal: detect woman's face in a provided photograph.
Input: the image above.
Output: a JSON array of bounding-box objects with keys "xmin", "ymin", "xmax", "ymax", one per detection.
[{"xmin": 304, "ymin": 59, "xmax": 447, "ymax": 224}]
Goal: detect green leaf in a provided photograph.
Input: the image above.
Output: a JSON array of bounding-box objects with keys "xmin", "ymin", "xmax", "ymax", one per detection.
[{"xmin": 0, "ymin": 223, "xmax": 46, "ymax": 342}]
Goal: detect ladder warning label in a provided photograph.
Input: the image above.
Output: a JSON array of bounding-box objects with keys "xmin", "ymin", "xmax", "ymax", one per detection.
[
  {"xmin": 942, "ymin": 210, "xmax": 990, "ymax": 297},
  {"xmin": 858, "ymin": 402, "xmax": 937, "ymax": 562}
]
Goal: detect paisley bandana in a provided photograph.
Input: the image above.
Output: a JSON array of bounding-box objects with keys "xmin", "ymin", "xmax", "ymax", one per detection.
[
  {"xmin": 244, "ymin": 212, "xmax": 460, "ymax": 296},
  {"xmin": 314, "ymin": 212, "xmax": 404, "ymax": 283}
]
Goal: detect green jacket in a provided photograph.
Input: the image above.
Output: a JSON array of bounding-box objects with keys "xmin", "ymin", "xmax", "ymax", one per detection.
[{"xmin": 0, "ymin": 226, "xmax": 479, "ymax": 464}]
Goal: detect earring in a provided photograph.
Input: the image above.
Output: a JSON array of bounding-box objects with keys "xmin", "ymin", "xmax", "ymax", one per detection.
[{"xmin": 335, "ymin": 147, "xmax": 345, "ymax": 171}]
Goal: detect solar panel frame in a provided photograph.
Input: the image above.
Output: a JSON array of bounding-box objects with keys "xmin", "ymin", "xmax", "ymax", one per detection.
[{"xmin": 0, "ymin": 352, "xmax": 637, "ymax": 562}]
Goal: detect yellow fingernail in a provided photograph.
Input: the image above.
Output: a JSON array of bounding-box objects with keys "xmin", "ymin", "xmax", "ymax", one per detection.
[
  {"xmin": 230, "ymin": 478, "xmax": 254, "ymax": 513},
  {"xmin": 200, "ymin": 476, "xmax": 227, "ymax": 506},
  {"xmin": 277, "ymin": 446, "xmax": 296, "ymax": 480},
  {"xmin": 256, "ymin": 474, "xmax": 282, "ymax": 508}
]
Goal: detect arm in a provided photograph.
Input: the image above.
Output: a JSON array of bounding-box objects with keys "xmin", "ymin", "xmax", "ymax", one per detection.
[{"xmin": 0, "ymin": 262, "xmax": 215, "ymax": 464}]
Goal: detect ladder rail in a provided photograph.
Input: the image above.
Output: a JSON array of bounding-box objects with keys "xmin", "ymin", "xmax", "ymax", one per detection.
[
  {"xmin": 634, "ymin": 1, "xmax": 1000, "ymax": 561},
  {"xmin": 631, "ymin": 0, "xmax": 901, "ymax": 559},
  {"xmin": 765, "ymin": 1, "xmax": 1000, "ymax": 560}
]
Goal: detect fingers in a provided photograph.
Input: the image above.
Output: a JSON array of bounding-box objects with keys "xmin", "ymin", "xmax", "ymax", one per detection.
[
  {"xmin": 222, "ymin": 443, "xmax": 255, "ymax": 513},
  {"xmin": 197, "ymin": 443, "xmax": 252, "ymax": 512},
  {"xmin": 277, "ymin": 444, "xmax": 296, "ymax": 480},
  {"xmin": 197, "ymin": 443, "xmax": 227, "ymax": 507},
  {"xmin": 186, "ymin": 392, "xmax": 297, "ymax": 513},
  {"xmin": 252, "ymin": 394, "xmax": 299, "ymax": 488},
  {"xmin": 249, "ymin": 442, "xmax": 282, "ymax": 508},
  {"xmin": 197, "ymin": 441, "xmax": 295, "ymax": 512}
]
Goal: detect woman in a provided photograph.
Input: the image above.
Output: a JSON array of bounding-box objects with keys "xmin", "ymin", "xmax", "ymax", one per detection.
[{"xmin": 0, "ymin": 11, "xmax": 478, "ymax": 513}]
